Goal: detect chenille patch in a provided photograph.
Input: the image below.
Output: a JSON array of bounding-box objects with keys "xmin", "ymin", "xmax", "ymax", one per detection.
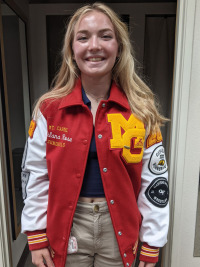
[
  {"xmin": 146, "ymin": 131, "xmax": 163, "ymax": 149},
  {"xmin": 145, "ymin": 177, "xmax": 169, "ymax": 208},
  {"xmin": 148, "ymin": 145, "xmax": 168, "ymax": 175},
  {"xmin": 107, "ymin": 113, "xmax": 145, "ymax": 163},
  {"xmin": 28, "ymin": 120, "xmax": 36, "ymax": 138}
]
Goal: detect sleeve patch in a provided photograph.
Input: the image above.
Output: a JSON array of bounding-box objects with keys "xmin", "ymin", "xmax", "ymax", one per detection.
[
  {"xmin": 145, "ymin": 177, "xmax": 169, "ymax": 208},
  {"xmin": 28, "ymin": 120, "xmax": 36, "ymax": 138},
  {"xmin": 148, "ymin": 145, "xmax": 168, "ymax": 175},
  {"xmin": 21, "ymin": 171, "xmax": 30, "ymax": 200},
  {"xmin": 146, "ymin": 131, "xmax": 162, "ymax": 148}
]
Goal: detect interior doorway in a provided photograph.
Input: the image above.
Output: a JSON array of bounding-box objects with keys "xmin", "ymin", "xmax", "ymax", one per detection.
[{"xmin": 0, "ymin": 1, "xmax": 177, "ymax": 266}]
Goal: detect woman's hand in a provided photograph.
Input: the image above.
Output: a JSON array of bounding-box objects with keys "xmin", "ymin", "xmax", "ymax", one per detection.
[
  {"xmin": 138, "ymin": 261, "xmax": 156, "ymax": 267},
  {"xmin": 31, "ymin": 248, "xmax": 54, "ymax": 267}
]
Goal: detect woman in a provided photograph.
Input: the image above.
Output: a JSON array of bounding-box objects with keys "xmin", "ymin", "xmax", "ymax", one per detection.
[{"xmin": 21, "ymin": 3, "xmax": 169, "ymax": 267}]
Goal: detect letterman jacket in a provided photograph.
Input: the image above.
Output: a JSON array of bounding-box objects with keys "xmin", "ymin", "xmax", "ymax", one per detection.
[{"xmin": 21, "ymin": 79, "xmax": 169, "ymax": 267}]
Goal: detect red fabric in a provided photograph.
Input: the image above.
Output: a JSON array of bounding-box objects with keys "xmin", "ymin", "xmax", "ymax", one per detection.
[
  {"xmin": 25, "ymin": 79, "xmax": 156, "ymax": 266},
  {"xmin": 26, "ymin": 230, "xmax": 49, "ymax": 251},
  {"xmin": 139, "ymin": 242, "xmax": 159, "ymax": 263}
]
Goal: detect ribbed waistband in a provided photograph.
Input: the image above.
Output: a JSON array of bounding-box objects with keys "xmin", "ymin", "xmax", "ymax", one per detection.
[{"xmin": 76, "ymin": 201, "xmax": 109, "ymax": 214}]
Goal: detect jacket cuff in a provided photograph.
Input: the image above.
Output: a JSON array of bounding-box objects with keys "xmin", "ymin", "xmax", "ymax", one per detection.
[
  {"xmin": 26, "ymin": 230, "xmax": 49, "ymax": 251},
  {"xmin": 139, "ymin": 243, "xmax": 159, "ymax": 263}
]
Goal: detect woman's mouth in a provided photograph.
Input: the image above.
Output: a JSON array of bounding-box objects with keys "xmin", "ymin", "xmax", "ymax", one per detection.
[{"xmin": 87, "ymin": 57, "xmax": 104, "ymax": 62}]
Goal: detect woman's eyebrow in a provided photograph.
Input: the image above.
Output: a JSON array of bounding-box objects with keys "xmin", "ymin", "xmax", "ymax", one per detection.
[{"xmin": 76, "ymin": 28, "xmax": 114, "ymax": 34}]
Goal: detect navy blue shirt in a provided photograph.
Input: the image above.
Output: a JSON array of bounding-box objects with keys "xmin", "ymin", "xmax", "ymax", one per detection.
[{"xmin": 79, "ymin": 88, "xmax": 105, "ymax": 197}]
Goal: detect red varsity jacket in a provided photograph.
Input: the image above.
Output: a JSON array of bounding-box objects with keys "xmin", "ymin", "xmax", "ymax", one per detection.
[{"xmin": 21, "ymin": 79, "xmax": 169, "ymax": 267}]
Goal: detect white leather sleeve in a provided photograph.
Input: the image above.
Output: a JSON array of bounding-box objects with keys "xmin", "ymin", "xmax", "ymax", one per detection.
[
  {"xmin": 138, "ymin": 141, "xmax": 169, "ymax": 247},
  {"xmin": 21, "ymin": 111, "xmax": 49, "ymax": 233}
]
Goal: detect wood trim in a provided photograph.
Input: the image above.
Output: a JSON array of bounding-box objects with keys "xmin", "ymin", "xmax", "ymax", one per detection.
[
  {"xmin": 0, "ymin": 8, "xmax": 12, "ymax": 266},
  {"xmin": 0, "ymin": 1, "xmax": 20, "ymax": 239},
  {"xmin": 3, "ymin": 0, "xmax": 27, "ymax": 23}
]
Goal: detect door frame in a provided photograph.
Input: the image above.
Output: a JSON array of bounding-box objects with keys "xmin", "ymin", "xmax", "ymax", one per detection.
[
  {"xmin": 0, "ymin": 0, "xmax": 200, "ymax": 266},
  {"xmin": 164, "ymin": 0, "xmax": 200, "ymax": 266}
]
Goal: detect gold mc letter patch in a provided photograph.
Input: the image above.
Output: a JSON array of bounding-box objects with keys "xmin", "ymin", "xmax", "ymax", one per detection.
[{"xmin": 107, "ymin": 114, "xmax": 145, "ymax": 163}]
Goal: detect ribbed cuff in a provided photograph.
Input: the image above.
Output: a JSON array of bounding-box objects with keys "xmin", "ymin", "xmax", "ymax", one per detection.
[
  {"xmin": 139, "ymin": 243, "xmax": 159, "ymax": 263},
  {"xmin": 26, "ymin": 229, "xmax": 49, "ymax": 251}
]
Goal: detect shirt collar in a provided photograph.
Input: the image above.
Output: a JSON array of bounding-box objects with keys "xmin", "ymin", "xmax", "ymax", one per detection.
[
  {"xmin": 58, "ymin": 78, "xmax": 130, "ymax": 110},
  {"xmin": 82, "ymin": 87, "xmax": 91, "ymax": 107}
]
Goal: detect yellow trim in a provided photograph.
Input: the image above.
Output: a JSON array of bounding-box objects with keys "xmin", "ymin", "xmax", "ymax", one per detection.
[
  {"xmin": 141, "ymin": 246, "xmax": 159, "ymax": 252},
  {"xmin": 141, "ymin": 251, "xmax": 159, "ymax": 257},
  {"xmin": 28, "ymin": 238, "xmax": 48, "ymax": 244},
  {"xmin": 28, "ymin": 233, "xmax": 47, "ymax": 240}
]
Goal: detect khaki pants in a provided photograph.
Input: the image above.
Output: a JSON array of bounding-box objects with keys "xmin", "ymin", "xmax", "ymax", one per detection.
[{"xmin": 65, "ymin": 201, "xmax": 133, "ymax": 267}]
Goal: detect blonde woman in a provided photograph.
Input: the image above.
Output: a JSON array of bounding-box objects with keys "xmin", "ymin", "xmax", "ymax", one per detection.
[{"xmin": 21, "ymin": 3, "xmax": 169, "ymax": 267}]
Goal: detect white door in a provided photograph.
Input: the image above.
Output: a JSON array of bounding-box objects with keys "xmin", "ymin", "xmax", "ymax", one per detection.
[{"xmin": 164, "ymin": 0, "xmax": 200, "ymax": 266}]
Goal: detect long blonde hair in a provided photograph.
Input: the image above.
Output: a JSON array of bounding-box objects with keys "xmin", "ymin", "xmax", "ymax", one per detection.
[{"xmin": 33, "ymin": 2, "xmax": 167, "ymax": 133}]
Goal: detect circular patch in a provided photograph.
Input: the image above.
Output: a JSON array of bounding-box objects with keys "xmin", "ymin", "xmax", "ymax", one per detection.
[
  {"xmin": 145, "ymin": 177, "xmax": 169, "ymax": 208},
  {"xmin": 148, "ymin": 145, "xmax": 168, "ymax": 175}
]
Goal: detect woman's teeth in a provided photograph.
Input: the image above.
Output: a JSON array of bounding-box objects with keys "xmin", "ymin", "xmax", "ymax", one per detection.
[{"xmin": 88, "ymin": 58, "xmax": 103, "ymax": 62}]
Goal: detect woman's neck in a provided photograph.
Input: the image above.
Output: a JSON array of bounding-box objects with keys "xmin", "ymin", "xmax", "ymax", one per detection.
[{"xmin": 81, "ymin": 74, "xmax": 112, "ymax": 102}]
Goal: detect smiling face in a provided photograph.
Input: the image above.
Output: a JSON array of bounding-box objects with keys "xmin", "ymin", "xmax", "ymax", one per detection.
[{"xmin": 72, "ymin": 11, "xmax": 119, "ymax": 80}]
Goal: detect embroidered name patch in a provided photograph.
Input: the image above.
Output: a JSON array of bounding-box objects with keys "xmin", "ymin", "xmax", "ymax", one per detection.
[
  {"xmin": 28, "ymin": 120, "xmax": 36, "ymax": 138},
  {"xmin": 145, "ymin": 177, "xmax": 169, "ymax": 208},
  {"xmin": 107, "ymin": 114, "xmax": 145, "ymax": 163},
  {"xmin": 21, "ymin": 171, "xmax": 30, "ymax": 199},
  {"xmin": 146, "ymin": 131, "xmax": 163, "ymax": 148},
  {"xmin": 148, "ymin": 145, "xmax": 168, "ymax": 175}
]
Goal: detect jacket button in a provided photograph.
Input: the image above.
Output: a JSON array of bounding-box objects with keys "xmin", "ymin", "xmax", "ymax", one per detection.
[
  {"xmin": 102, "ymin": 103, "xmax": 106, "ymax": 107},
  {"xmin": 103, "ymin": 168, "xmax": 107, "ymax": 173},
  {"xmin": 124, "ymin": 253, "xmax": 127, "ymax": 257},
  {"xmin": 76, "ymin": 173, "xmax": 81, "ymax": 178},
  {"xmin": 83, "ymin": 140, "xmax": 88, "ymax": 145},
  {"xmin": 118, "ymin": 231, "xmax": 122, "ymax": 236},
  {"xmin": 110, "ymin": 200, "xmax": 114, "ymax": 204},
  {"xmin": 98, "ymin": 134, "xmax": 102, "ymax": 139}
]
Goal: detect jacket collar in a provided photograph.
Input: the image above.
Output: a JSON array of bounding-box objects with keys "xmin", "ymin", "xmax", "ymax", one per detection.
[{"xmin": 58, "ymin": 78, "xmax": 130, "ymax": 110}]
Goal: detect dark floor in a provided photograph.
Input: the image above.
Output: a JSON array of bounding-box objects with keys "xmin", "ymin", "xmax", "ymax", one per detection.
[{"xmin": 23, "ymin": 252, "xmax": 34, "ymax": 267}]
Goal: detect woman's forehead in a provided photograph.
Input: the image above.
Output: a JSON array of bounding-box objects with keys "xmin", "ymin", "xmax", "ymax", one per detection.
[{"xmin": 74, "ymin": 10, "xmax": 115, "ymax": 33}]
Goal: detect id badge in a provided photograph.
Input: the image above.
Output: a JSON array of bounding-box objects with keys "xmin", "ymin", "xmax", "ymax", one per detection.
[{"xmin": 67, "ymin": 235, "xmax": 78, "ymax": 254}]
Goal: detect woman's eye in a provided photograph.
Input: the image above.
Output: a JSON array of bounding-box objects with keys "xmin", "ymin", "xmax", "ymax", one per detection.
[
  {"xmin": 102, "ymin": 35, "xmax": 112, "ymax": 39},
  {"xmin": 77, "ymin": 36, "xmax": 87, "ymax": 41}
]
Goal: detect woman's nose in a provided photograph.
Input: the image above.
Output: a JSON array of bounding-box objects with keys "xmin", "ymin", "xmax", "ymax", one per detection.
[{"xmin": 88, "ymin": 36, "xmax": 101, "ymax": 51}]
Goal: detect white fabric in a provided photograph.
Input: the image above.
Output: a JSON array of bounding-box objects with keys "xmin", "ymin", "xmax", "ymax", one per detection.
[
  {"xmin": 138, "ymin": 141, "xmax": 169, "ymax": 247},
  {"xmin": 21, "ymin": 112, "xmax": 49, "ymax": 233}
]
